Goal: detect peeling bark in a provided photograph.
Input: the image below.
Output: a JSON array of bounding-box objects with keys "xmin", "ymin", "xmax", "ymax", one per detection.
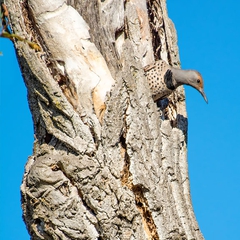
[{"xmin": 6, "ymin": 0, "xmax": 203, "ymax": 239}]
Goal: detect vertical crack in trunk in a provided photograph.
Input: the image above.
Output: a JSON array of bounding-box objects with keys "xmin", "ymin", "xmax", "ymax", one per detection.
[
  {"xmin": 146, "ymin": 0, "xmax": 172, "ymax": 63},
  {"xmin": 120, "ymin": 129, "xmax": 159, "ymax": 240},
  {"xmin": 146, "ymin": 0, "xmax": 163, "ymax": 61},
  {"xmin": 20, "ymin": 0, "xmax": 43, "ymax": 51}
]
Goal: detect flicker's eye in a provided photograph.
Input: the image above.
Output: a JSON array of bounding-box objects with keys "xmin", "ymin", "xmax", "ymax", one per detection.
[{"xmin": 197, "ymin": 79, "xmax": 201, "ymax": 84}]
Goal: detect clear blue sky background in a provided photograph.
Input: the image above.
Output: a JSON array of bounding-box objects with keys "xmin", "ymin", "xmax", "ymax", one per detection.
[{"xmin": 0, "ymin": 0, "xmax": 239, "ymax": 239}]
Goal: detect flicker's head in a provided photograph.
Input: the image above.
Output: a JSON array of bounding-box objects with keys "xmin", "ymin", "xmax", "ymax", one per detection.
[{"xmin": 187, "ymin": 71, "xmax": 208, "ymax": 103}]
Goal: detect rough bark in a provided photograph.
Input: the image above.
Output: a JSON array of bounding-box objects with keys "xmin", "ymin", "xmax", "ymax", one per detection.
[{"xmin": 6, "ymin": 0, "xmax": 204, "ymax": 239}]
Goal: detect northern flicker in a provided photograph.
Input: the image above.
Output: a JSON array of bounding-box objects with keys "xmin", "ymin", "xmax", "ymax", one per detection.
[{"xmin": 144, "ymin": 60, "xmax": 208, "ymax": 103}]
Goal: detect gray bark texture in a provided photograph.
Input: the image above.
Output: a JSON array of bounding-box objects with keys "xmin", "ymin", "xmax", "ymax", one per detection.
[{"xmin": 6, "ymin": 0, "xmax": 204, "ymax": 239}]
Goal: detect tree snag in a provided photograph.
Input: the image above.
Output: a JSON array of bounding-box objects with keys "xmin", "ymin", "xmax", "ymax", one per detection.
[{"xmin": 6, "ymin": 0, "xmax": 204, "ymax": 239}]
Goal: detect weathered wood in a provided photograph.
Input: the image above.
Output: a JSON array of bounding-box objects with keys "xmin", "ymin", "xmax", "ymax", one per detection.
[{"xmin": 6, "ymin": 0, "xmax": 204, "ymax": 239}]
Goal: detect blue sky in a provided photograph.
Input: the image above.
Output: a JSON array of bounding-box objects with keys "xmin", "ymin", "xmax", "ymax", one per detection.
[
  {"xmin": 168, "ymin": 0, "xmax": 240, "ymax": 239},
  {"xmin": 0, "ymin": 0, "xmax": 240, "ymax": 239}
]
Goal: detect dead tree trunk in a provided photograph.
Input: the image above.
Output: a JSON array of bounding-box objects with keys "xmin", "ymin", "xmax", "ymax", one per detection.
[{"xmin": 6, "ymin": 0, "xmax": 204, "ymax": 239}]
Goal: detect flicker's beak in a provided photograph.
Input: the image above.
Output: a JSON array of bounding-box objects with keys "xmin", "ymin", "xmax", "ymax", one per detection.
[{"xmin": 198, "ymin": 88, "xmax": 208, "ymax": 103}]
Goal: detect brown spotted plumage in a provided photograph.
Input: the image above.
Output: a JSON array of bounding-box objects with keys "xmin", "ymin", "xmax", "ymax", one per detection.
[{"xmin": 144, "ymin": 60, "xmax": 208, "ymax": 103}]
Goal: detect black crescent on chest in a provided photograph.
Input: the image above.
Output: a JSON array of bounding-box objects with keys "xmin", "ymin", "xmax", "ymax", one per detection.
[{"xmin": 164, "ymin": 69, "xmax": 175, "ymax": 90}]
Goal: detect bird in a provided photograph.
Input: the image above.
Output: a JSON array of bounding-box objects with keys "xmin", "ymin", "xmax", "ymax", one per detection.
[{"xmin": 144, "ymin": 60, "xmax": 208, "ymax": 103}]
